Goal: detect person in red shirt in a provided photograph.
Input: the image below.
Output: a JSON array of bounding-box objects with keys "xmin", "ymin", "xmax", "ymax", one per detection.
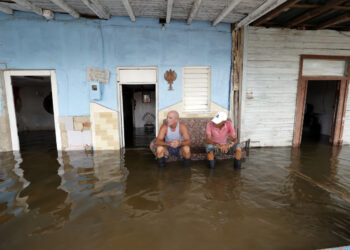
[{"xmin": 206, "ymin": 111, "xmax": 242, "ymax": 169}]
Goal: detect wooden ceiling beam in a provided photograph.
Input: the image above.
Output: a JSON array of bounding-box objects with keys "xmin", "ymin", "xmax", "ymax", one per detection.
[
  {"xmin": 213, "ymin": 0, "xmax": 243, "ymax": 27},
  {"xmin": 253, "ymin": 0, "xmax": 301, "ymax": 26},
  {"xmin": 166, "ymin": 0, "xmax": 174, "ymax": 24},
  {"xmin": 12, "ymin": 0, "xmax": 43, "ymax": 16},
  {"xmin": 236, "ymin": 0, "xmax": 288, "ymax": 29},
  {"xmin": 121, "ymin": 0, "xmax": 135, "ymax": 22},
  {"xmin": 294, "ymin": 4, "xmax": 350, "ymax": 10},
  {"xmin": 12, "ymin": 0, "xmax": 55, "ymax": 19},
  {"xmin": 49, "ymin": 0, "xmax": 79, "ymax": 18},
  {"xmin": 90, "ymin": 0, "xmax": 109, "ymax": 19},
  {"xmin": 187, "ymin": 0, "xmax": 202, "ymax": 25},
  {"xmin": 265, "ymin": 21, "xmax": 350, "ymax": 30},
  {"xmin": 0, "ymin": 3, "xmax": 13, "ymax": 14},
  {"xmin": 316, "ymin": 12, "xmax": 350, "ymax": 29},
  {"xmin": 287, "ymin": 0, "xmax": 348, "ymax": 28},
  {"xmin": 81, "ymin": 0, "xmax": 109, "ymax": 19}
]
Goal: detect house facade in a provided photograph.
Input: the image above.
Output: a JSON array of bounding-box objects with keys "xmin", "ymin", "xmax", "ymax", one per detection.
[
  {"xmin": 0, "ymin": 12, "xmax": 232, "ymax": 151},
  {"xmin": 240, "ymin": 26, "xmax": 350, "ymax": 147},
  {"xmin": 1, "ymin": 0, "xmax": 350, "ymax": 152}
]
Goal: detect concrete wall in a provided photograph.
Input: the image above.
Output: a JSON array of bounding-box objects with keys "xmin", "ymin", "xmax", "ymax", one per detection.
[
  {"xmin": 0, "ymin": 12, "xmax": 231, "ymax": 115},
  {"xmin": 0, "ymin": 12, "xmax": 232, "ymax": 151},
  {"xmin": 242, "ymin": 26, "xmax": 350, "ymax": 147}
]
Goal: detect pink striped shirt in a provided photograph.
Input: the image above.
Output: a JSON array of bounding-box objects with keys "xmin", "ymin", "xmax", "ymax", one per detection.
[{"xmin": 206, "ymin": 121, "xmax": 235, "ymax": 144}]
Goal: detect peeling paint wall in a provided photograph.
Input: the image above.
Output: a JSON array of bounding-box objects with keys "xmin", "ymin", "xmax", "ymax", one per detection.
[{"xmin": 59, "ymin": 116, "xmax": 91, "ymax": 150}]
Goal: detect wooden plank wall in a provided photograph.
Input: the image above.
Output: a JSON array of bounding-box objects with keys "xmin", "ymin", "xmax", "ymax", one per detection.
[
  {"xmin": 343, "ymin": 93, "xmax": 350, "ymax": 143},
  {"xmin": 241, "ymin": 26, "xmax": 350, "ymax": 147}
]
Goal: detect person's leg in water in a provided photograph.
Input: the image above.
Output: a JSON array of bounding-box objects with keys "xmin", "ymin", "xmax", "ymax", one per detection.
[
  {"xmin": 206, "ymin": 144, "xmax": 217, "ymax": 169},
  {"xmin": 180, "ymin": 145, "xmax": 191, "ymax": 167},
  {"xmin": 231, "ymin": 143, "xmax": 242, "ymax": 169},
  {"xmin": 156, "ymin": 146, "xmax": 168, "ymax": 167}
]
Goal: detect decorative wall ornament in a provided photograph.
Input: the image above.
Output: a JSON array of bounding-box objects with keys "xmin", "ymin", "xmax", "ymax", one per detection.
[
  {"xmin": 142, "ymin": 92, "xmax": 151, "ymax": 103},
  {"xmin": 164, "ymin": 69, "xmax": 177, "ymax": 90}
]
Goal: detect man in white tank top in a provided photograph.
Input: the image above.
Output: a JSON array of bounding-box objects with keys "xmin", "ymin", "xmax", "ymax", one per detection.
[{"xmin": 155, "ymin": 110, "xmax": 191, "ymax": 167}]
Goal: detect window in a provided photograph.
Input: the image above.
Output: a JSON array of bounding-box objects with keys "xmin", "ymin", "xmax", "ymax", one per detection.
[{"xmin": 183, "ymin": 66, "xmax": 210, "ymax": 112}]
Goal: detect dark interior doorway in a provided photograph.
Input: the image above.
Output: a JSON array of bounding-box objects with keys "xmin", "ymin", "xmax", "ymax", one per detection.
[
  {"xmin": 302, "ymin": 80, "xmax": 340, "ymax": 145},
  {"xmin": 122, "ymin": 84, "xmax": 156, "ymax": 148},
  {"xmin": 11, "ymin": 76, "xmax": 56, "ymax": 151}
]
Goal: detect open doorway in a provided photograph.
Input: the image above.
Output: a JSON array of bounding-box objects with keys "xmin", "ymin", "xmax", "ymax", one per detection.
[
  {"xmin": 11, "ymin": 76, "xmax": 56, "ymax": 150},
  {"xmin": 122, "ymin": 84, "xmax": 156, "ymax": 148},
  {"xmin": 302, "ymin": 80, "xmax": 340, "ymax": 145},
  {"xmin": 4, "ymin": 70, "xmax": 61, "ymax": 151},
  {"xmin": 117, "ymin": 67, "xmax": 158, "ymax": 149}
]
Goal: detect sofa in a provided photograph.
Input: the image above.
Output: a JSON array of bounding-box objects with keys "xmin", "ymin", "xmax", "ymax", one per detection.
[{"xmin": 149, "ymin": 117, "xmax": 250, "ymax": 161}]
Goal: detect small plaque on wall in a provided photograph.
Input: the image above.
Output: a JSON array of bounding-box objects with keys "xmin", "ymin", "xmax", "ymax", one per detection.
[{"xmin": 87, "ymin": 67, "xmax": 110, "ymax": 84}]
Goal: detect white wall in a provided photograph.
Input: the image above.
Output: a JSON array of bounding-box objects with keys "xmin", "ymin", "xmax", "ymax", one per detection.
[{"xmin": 241, "ymin": 27, "xmax": 350, "ymax": 147}]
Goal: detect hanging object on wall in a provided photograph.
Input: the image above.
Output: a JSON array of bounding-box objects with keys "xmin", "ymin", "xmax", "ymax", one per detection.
[
  {"xmin": 164, "ymin": 69, "xmax": 177, "ymax": 90},
  {"xmin": 89, "ymin": 82, "xmax": 102, "ymax": 101},
  {"xmin": 87, "ymin": 67, "xmax": 110, "ymax": 84},
  {"xmin": 142, "ymin": 92, "xmax": 151, "ymax": 103}
]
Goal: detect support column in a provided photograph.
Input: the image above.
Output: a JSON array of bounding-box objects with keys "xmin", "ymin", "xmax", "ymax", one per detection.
[{"xmin": 230, "ymin": 25, "xmax": 244, "ymax": 140}]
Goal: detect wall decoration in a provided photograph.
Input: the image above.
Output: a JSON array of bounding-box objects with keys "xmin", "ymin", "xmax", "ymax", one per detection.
[
  {"xmin": 142, "ymin": 92, "xmax": 151, "ymax": 103},
  {"xmin": 164, "ymin": 69, "xmax": 177, "ymax": 90},
  {"xmin": 87, "ymin": 67, "xmax": 110, "ymax": 84}
]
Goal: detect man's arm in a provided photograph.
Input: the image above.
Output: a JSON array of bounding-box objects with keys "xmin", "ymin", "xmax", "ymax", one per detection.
[
  {"xmin": 228, "ymin": 121, "xmax": 238, "ymax": 145},
  {"xmin": 229, "ymin": 134, "xmax": 238, "ymax": 144},
  {"xmin": 155, "ymin": 124, "xmax": 170, "ymax": 146},
  {"xmin": 206, "ymin": 133, "xmax": 220, "ymax": 147}
]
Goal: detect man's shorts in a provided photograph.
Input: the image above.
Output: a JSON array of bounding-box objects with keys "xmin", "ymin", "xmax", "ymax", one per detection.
[
  {"xmin": 206, "ymin": 143, "xmax": 241, "ymax": 155},
  {"xmin": 166, "ymin": 146, "xmax": 182, "ymax": 157}
]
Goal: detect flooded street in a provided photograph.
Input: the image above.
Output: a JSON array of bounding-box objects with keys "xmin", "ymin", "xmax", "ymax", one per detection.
[{"xmin": 1, "ymin": 145, "xmax": 350, "ymax": 250}]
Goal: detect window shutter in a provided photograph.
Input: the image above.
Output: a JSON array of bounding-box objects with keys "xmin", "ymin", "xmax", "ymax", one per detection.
[{"xmin": 183, "ymin": 67, "xmax": 210, "ymax": 112}]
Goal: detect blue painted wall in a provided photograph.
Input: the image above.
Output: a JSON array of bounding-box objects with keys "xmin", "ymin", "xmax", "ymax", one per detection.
[
  {"xmin": 0, "ymin": 76, "xmax": 2, "ymax": 117},
  {"xmin": 0, "ymin": 12, "xmax": 232, "ymax": 116}
]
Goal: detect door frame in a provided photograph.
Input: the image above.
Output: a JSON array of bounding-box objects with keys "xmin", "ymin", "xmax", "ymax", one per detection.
[
  {"xmin": 293, "ymin": 55, "xmax": 350, "ymax": 147},
  {"xmin": 4, "ymin": 70, "xmax": 62, "ymax": 151},
  {"xmin": 116, "ymin": 67, "xmax": 158, "ymax": 148}
]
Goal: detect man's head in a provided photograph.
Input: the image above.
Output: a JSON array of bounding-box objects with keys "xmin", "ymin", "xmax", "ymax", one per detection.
[
  {"xmin": 211, "ymin": 111, "xmax": 227, "ymax": 128},
  {"xmin": 167, "ymin": 110, "xmax": 179, "ymax": 126}
]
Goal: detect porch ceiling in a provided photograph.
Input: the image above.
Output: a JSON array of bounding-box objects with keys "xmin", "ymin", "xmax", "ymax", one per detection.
[
  {"xmin": 0, "ymin": 0, "xmax": 289, "ymax": 27},
  {"xmin": 252, "ymin": 0, "xmax": 350, "ymax": 31}
]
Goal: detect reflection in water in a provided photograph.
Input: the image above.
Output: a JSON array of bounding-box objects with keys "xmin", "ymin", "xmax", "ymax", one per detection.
[
  {"xmin": 0, "ymin": 152, "xmax": 28, "ymax": 224},
  {"xmin": 204, "ymin": 169, "xmax": 242, "ymax": 202},
  {"xmin": 122, "ymin": 151, "xmax": 192, "ymax": 217},
  {"xmin": 0, "ymin": 146, "xmax": 350, "ymax": 249},
  {"xmin": 18, "ymin": 150, "xmax": 70, "ymax": 234}
]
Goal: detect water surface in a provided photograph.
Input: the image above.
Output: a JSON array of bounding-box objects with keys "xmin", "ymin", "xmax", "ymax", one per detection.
[{"xmin": 1, "ymin": 144, "xmax": 350, "ymax": 250}]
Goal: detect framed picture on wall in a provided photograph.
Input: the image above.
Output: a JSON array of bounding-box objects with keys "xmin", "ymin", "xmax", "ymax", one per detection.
[{"xmin": 143, "ymin": 92, "xmax": 151, "ymax": 103}]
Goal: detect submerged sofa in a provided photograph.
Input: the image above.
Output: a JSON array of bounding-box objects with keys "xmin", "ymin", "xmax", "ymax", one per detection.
[{"xmin": 149, "ymin": 117, "xmax": 250, "ymax": 161}]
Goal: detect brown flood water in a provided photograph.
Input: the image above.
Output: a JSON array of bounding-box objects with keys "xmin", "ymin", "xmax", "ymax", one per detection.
[{"xmin": 0, "ymin": 144, "xmax": 350, "ymax": 250}]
